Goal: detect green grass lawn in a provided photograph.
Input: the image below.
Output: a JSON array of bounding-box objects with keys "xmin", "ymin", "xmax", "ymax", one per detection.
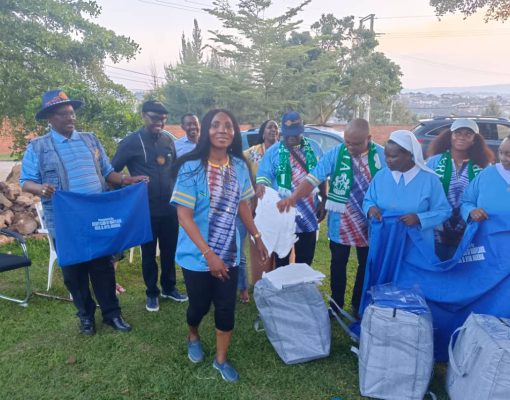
[{"xmin": 0, "ymin": 230, "xmax": 449, "ymax": 400}]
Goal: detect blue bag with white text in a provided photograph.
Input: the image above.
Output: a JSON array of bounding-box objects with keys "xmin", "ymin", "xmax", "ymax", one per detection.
[{"xmin": 53, "ymin": 182, "xmax": 152, "ymax": 266}]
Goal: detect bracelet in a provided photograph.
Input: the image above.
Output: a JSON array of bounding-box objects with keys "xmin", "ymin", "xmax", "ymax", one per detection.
[
  {"xmin": 202, "ymin": 248, "xmax": 212, "ymax": 258},
  {"xmin": 252, "ymin": 232, "xmax": 262, "ymax": 239},
  {"xmin": 120, "ymin": 174, "xmax": 126, "ymax": 186}
]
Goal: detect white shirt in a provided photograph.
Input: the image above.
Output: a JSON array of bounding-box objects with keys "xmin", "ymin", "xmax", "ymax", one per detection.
[{"xmin": 390, "ymin": 165, "xmax": 421, "ymax": 186}]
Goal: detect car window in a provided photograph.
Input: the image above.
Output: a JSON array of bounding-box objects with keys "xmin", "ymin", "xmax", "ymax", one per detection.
[
  {"xmin": 496, "ymin": 124, "xmax": 510, "ymax": 140},
  {"xmin": 478, "ymin": 123, "xmax": 498, "ymax": 141},
  {"xmin": 247, "ymin": 132, "xmax": 259, "ymax": 147},
  {"xmin": 424, "ymin": 125, "xmax": 450, "ymax": 137},
  {"xmin": 305, "ymin": 132, "xmax": 341, "ymax": 152}
]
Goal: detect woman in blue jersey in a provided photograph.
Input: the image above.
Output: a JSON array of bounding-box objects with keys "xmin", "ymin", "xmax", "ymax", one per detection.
[
  {"xmin": 461, "ymin": 135, "xmax": 510, "ymax": 222},
  {"xmin": 364, "ymin": 130, "xmax": 451, "ymax": 248},
  {"xmin": 426, "ymin": 119, "xmax": 494, "ymax": 259},
  {"xmin": 171, "ymin": 109, "xmax": 268, "ymax": 383}
]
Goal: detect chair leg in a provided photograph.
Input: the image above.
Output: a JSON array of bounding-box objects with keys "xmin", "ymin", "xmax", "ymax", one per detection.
[
  {"xmin": 129, "ymin": 247, "xmax": 134, "ymax": 264},
  {"xmin": 47, "ymin": 253, "xmax": 57, "ymax": 291},
  {"xmin": 0, "ymin": 266, "xmax": 31, "ymax": 307}
]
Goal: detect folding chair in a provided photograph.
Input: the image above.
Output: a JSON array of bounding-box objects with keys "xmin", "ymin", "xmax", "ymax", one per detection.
[
  {"xmin": 34, "ymin": 202, "xmax": 58, "ymax": 291},
  {"xmin": 0, "ymin": 228, "xmax": 32, "ymax": 306}
]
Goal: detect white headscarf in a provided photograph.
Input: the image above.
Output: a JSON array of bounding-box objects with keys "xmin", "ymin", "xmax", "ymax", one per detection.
[{"xmin": 388, "ymin": 130, "xmax": 436, "ymax": 174}]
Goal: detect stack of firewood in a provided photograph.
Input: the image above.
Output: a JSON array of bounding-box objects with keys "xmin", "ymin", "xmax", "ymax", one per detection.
[{"xmin": 0, "ymin": 165, "xmax": 40, "ymax": 244}]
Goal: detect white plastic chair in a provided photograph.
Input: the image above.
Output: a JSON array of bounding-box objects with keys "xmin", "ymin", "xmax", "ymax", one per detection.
[
  {"xmin": 128, "ymin": 242, "xmax": 159, "ymax": 264},
  {"xmin": 34, "ymin": 202, "xmax": 58, "ymax": 291}
]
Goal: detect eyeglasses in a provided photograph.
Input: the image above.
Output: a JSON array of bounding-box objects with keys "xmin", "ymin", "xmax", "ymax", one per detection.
[
  {"xmin": 54, "ymin": 111, "xmax": 76, "ymax": 119},
  {"xmin": 145, "ymin": 113, "xmax": 168, "ymax": 123}
]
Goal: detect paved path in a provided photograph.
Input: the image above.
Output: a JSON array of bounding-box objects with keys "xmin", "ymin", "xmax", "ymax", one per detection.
[{"xmin": 0, "ymin": 161, "xmax": 18, "ymax": 181}]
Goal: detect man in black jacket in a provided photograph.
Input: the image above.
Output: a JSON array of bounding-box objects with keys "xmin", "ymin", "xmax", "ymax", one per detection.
[{"xmin": 112, "ymin": 100, "xmax": 187, "ymax": 312}]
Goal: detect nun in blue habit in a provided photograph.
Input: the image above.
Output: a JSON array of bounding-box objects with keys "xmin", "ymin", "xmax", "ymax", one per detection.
[
  {"xmin": 461, "ymin": 135, "xmax": 510, "ymax": 222},
  {"xmin": 363, "ymin": 130, "xmax": 452, "ymax": 248}
]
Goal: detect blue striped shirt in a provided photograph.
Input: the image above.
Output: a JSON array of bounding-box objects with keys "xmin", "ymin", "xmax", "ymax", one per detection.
[{"xmin": 20, "ymin": 130, "xmax": 113, "ymax": 193}]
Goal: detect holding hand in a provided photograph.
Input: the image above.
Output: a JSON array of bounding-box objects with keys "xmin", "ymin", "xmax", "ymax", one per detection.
[
  {"xmin": 368, "ymin": 206, "xmax": 382, "ymax": 221},
  {"xmin": 125, "ymin": 175, "xmax": 149, "ymax": 185},
  {"xmin": 205, "ymin": 250, "xmax": 230, "ymax": 281},
  {"xmin": 40, "ymin": 183, "xmax": 55, "ymax": 198},
  {"xmin": 400, "ymin": 213, "xmax": 420, "ymax": 226},
  {"xmin": 469, "ymin": 208, "xmax": 488, "ymax": 222},
  {"xmin": 276, "ymin": 197, "xmax": 296, "ymax": 213}
]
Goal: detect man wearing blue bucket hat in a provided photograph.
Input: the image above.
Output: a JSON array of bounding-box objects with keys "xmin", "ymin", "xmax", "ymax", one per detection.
[
  {"xmin": 20, "ymin": 89, "xmax": 148, "ymax": 336},
  {"xmin": 256, "ymin": 111, "xmax": 326, "ymax": 266}
]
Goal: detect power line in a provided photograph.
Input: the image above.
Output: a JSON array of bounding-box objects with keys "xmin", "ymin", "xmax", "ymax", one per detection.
[
  {"xmin": 381, "ymin": 30, "xmax": 510, "ymax": 38},
  {"xmin": 105, "ymin": 64, "xmax": 166, "ymax": 81},
  {"xmin": 388, "ymin": 54, "xmax": 510, "ymax": 77},
  {"xmin": 374, "ymin": 15, "xmax": 437, "ymax": 20},
  {"xmin": 136, "ymin": 0, "xmax": 208, "ymax": 14}
]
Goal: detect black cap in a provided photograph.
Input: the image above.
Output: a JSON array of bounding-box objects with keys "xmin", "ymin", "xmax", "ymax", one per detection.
[{"xmin": 142, "ymin": 100, "xmax": 168, "ymax": 114}]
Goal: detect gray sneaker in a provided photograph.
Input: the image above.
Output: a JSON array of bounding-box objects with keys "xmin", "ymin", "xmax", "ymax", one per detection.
[
  {"xmin": 146, "ymin": 296, "xmax": 159, "ymax": 312},
  {"xmin": 161, "ymin": 288, "xmax": 188, "ymax": 302}
]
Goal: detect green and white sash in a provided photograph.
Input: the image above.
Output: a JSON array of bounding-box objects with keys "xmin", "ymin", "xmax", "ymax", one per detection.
[
  {"xmin": 435, "ymin": 151, "xmax": 482, "ymax": 194},
  {"xmin": 326, "ymin": 142, "xmax": 382, "ymax": 213},
  {"xmin": 276, "ymin": 138, "xmax": 317, "ymax": 198}
]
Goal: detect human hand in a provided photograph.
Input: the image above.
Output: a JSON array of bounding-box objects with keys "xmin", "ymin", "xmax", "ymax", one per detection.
[
  {"xmin": 206, "ymin": 251, "xmax": 229, "ymax": 281},
  {"xmin": 469, "ymin": 208, "xmax": 488, "ymax": 222},
  {"xmin": 126, "ymin": 175, "xmax": 149, "ymax": 185},
  {"xmin": 316, "ymin": 200, "xmax": 327, "ymax": 223},
  {"xmin": 276, "ymin": 197, "xmax": 295, "ymax": 213},
  {"xmin": 368, "ymin": 206, "xmax": 382, "ymax": 221},
  {"xmin": 400, "ymin": 213, "xmax": 420, "ymax": 226},
  {"xmin": 255, "ymin": 184, "xmax": 266, "ymax": 199},
  {"xmin": 40, "ymin": 184, "xmax": 55, "ymax": 198},
  {"xmin": 255, "ymin": 236, "xmax": 269, "ymax": 263}
]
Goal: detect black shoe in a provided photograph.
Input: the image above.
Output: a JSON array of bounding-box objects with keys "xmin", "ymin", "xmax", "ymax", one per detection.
[
  {"xmin": 79, "ymin": 318, "xmax": 96, "ymax": 336},
  {"xmin": 103, "ymin": 316, "xmax": 132, "ymax": 333}
]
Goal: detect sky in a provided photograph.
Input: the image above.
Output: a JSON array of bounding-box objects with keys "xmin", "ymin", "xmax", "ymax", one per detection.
[{"xmin": 94, "ymin": 0, "xmax": 510, "ymax": 91}]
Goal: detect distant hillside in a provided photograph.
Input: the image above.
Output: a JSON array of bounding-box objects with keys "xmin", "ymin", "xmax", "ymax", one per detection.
[{"xmin": 403, "ymin": 84, "xmax": 510, "ymax": 96}]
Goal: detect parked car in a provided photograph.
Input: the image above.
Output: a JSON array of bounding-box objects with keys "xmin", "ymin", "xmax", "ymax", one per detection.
[
  {"xmin": 412, "ymin": 116, "xmax": 510, "ymax": 157},
  {"xmin": 241, "ymin": 125, "xmax": 344, "ymax": 152}
]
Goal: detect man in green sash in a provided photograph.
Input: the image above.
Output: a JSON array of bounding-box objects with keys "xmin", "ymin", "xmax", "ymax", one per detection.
[
  {"xmin": 256, "ymin": 111, "xmax": 326, "ymax": 267},
  {"xmin": 277, "ymin": 119, "xmax": 386, "ymax": 316}
]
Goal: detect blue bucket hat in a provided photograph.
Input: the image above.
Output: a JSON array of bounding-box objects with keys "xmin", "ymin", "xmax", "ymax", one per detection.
[
  {"xmin": 36, "ymin": 89, "xmax": 83, "ymax": 120},
  {"xmin": 281, "ymin": 111, "xmax": 304, "ymax": 136}
]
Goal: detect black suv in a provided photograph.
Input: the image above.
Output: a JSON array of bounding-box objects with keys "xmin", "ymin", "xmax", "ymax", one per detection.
[{"xmin": 412, "ymin": 116, "xmax": 510, "ymax": 157}]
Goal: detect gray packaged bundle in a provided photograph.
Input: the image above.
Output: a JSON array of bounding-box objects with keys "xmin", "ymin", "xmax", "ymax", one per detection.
[
  {"xmin": 447, "ymin": 313, "xmax": 510, "ymax": 400},
  {"xmin": 254, "ymin": 277, "xmax": 330, "ymax": 365},
  {"xmin": 358, "ymin": 285, "xmax": 434, "ymax": 400}
]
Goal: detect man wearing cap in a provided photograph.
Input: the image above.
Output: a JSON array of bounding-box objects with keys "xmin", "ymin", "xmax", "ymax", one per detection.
[
  {"xmin": 20, "ymin": 89, "xmax": 147, "ymax": 335},
  {"xmin": 256, "ymin": 111, "xmax": 326, "ymax": 266},
  {"xmin": 277, "ymin": 119, "xmax": 386, "ymax": 315},
  {"xmin": 112, "ymin": 100, "xmax": 187, "ymax": 313},
  {"xmin": 175, "ymin": 113, "xmax": 200, "ymax": 157}
]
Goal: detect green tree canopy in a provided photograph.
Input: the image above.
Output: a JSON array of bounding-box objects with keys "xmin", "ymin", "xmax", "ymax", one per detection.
[
  {"xmin": 1, "ymin": 0, "xmax": 142, "ymax": 156},
  {"xmin": 431, "ymin": 0, "xmax": 510, "ymax": 21},
  {"xmin": 160, "ymin": 0, "xmax": 402, "ymax": 125}
]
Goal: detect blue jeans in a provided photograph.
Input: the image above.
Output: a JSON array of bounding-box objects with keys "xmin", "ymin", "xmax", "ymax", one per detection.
[{"xmin": 236, "ymin": 219, "xmax": 248, "ymax": 291}]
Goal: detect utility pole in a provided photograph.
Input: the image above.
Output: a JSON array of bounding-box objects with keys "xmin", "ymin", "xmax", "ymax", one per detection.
[
  {"xmin": 359, "ymin": 14, "xmax": 375, "ymax": 32},
  {"xmin": 359, "ymin": 14, "xmax": 375, "ymax": 121}
]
